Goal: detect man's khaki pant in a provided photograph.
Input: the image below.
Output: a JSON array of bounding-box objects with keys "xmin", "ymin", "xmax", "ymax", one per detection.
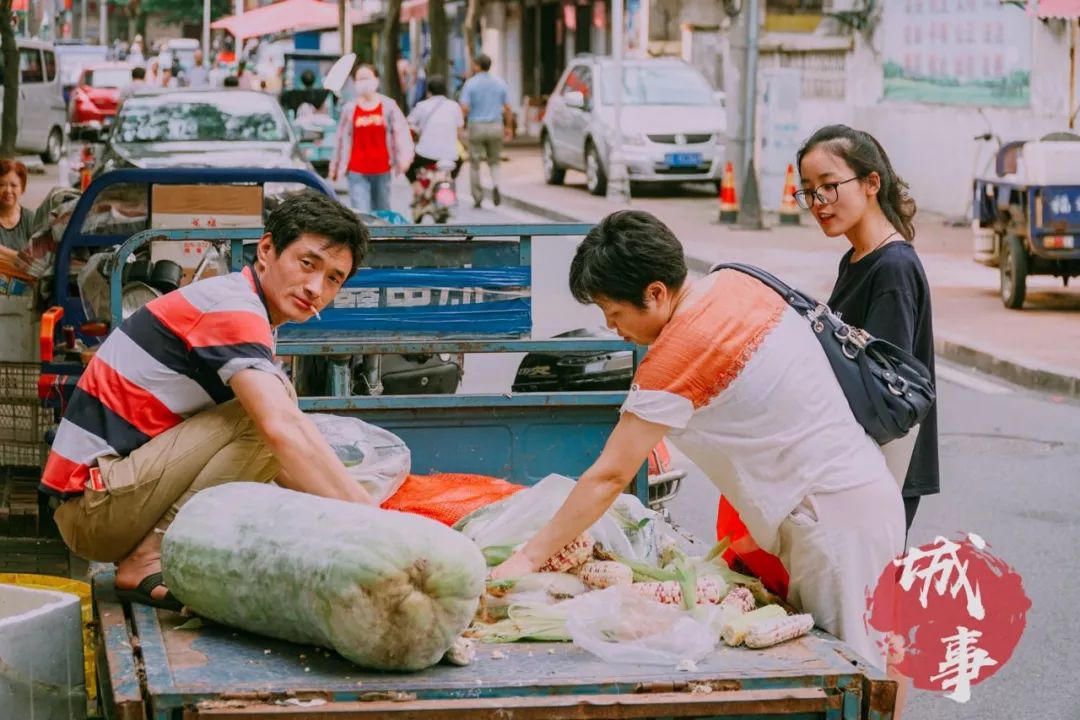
[
  {"xmin": 54, "ymin": 399, "xmax": 279, "ymax": 563},
  {"xmin": 468, "ymin": 121, "xmax": 504, "ymax": 205}
]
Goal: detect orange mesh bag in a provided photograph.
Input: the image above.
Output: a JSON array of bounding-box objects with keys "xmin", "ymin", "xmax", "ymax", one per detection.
[{"xmin": 381, "ymin": 473, "xmax": 526, "ymax": 526}]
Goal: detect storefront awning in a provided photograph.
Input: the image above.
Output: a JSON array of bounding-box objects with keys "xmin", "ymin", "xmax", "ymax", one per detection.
[
  {"xmin": 211, "ymin": 0, "xmax": 368, "ymax": 40},
  {"xmin": 1029, "ymin": 0, "xmax": 1080, "ymax": 19}
]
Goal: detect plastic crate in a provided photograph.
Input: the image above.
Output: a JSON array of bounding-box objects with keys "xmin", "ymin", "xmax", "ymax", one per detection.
[
  {"xmin": 0, "ymin": 440, "xmax": 47, "ymax": 469},
  {"xmin": 0, "ymin": 363, "xmax": 51, "ymax": 467},
  {"xmin": 0, "ymin": 361, "xmax": 40, "ymax": 400}
]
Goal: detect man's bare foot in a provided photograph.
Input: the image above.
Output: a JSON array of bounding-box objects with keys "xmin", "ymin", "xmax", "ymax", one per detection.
[{"xmin": 115, "ymin": 531, "xmax": 170, "ymax": 602}]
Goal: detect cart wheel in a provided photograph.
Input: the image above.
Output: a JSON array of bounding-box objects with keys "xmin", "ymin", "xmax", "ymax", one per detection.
[{"xmin": 1000, "ymin": 234, "xmax": 1028, "ymax": 309}]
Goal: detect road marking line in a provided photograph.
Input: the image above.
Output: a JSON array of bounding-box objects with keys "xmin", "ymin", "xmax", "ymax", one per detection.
[{"xmin": 937, "ymin": 363, "xmax": 1013, "ymax": 395}]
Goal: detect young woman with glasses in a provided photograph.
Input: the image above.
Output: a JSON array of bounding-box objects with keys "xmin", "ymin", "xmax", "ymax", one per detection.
[{"xmin": 796, "ymin": 124, "xmax": 939, "ymax": 535}]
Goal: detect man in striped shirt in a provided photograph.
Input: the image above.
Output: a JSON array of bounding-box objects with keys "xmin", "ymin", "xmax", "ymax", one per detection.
[{"xmin": 43, "ymin": 191, "xmax": 375, "ymax": 610}]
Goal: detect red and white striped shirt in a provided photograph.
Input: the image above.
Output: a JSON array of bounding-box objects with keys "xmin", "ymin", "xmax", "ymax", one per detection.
[{"xmin": 41, "ymin": 266, "xmax": 283, "ymax": 498}]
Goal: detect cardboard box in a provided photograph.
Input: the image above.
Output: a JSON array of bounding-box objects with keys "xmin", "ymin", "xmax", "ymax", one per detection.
[{"xmin": 150, "ymin": 184, "xmax": 263, "ymax": 230}]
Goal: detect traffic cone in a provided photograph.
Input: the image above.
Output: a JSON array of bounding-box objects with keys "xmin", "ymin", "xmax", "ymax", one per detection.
[
  {"xmin": 718, "ymin": 161, "xmax": 738, "ymax": 224},
  {"xmin": 778, "ymin": 163, "xmax": 801, "ymax": 226}
]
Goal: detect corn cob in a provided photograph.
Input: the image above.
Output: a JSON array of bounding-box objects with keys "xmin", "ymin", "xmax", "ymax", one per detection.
[
  {"xmin": 744, "ymin": 613, "xmax": 814, "ymax": 649},
  {"xmin": 442, "ymin": 636, "xmax": 476, "ymax": 666},
  {"xmin": 717, "ymin": 586, "xmax": 756, "ymax": 617},
  {"xmin": 576, "ymin": 560, "xmax": 633, "ymax": 589},
  {"xmin": 630, "ymin": 576, "xmax": 726, "ymax": 605},
  {"xmin": 538, "ymin": 533, "xmax": 595, "ymax": 573},
  {"xmin": 720, "ymin": 605, "xmax": 788, "ymax": 646}
]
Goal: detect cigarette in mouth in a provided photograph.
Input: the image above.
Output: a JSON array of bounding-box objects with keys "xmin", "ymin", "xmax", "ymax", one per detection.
[{"xmin": 312, "ymin": 307, "xmax": 322, "ymax": 320}]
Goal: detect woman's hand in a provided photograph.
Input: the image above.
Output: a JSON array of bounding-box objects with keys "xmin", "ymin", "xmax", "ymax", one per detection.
[{"xmin": 489, "ymin": 549, "xmax": 536, "ymax": 581}]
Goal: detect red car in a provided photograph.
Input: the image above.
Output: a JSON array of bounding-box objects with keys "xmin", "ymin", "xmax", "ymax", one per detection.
[{"xmin": 69, "ymin": 62, "xmax": 134, "ymax": 137}]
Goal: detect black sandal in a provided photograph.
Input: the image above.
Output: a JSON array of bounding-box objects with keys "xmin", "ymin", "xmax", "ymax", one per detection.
[{"xmin": 115, "ymin": 571, "xmax": 184, "ymax": 612}]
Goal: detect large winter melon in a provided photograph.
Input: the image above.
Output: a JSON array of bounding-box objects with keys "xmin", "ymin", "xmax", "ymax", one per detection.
[{"xmin": 161, "ymin": 482, "xmax": 486, "ymax": 671}]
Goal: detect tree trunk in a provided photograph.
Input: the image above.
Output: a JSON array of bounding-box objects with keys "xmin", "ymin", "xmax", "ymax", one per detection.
[
  {"xmin": 0, "ymin": 0, "xmax": 19, "ymax": 158},
  {"xmin": 428, "ymin": 0, "xmax": 448, "ymax": 82},
  {"xmin": 338, "ymin": 0, "xmax": 348, "ymax": 54},
  {"xmin": 463, "ymin": 0, "xmax": 482, "ymax": 76},
  {"xmin": 381, "ymin": 0, "xmax": 404, "ymax": 108}
]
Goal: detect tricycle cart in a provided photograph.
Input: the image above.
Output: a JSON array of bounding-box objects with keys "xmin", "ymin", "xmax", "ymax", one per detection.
[
  {"xmin": 87, "ymin": 217, "xmax": 897, "ymax": 720},
  {"xmin": 972, "ymin": 135, "xmax": 1080, "ymax": 308}
]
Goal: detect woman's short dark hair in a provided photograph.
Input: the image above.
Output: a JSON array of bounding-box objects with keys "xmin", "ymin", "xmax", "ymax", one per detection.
[
  {"xmin": 427, "ymin": 75, "xmax": 447, "ymax": 97},
  {"xmin": 0, "ymin": 159, "xmax": 28, "ymax": 191},
  {"xmin": 569, "ymin": 210, "xmax": 687, "ymax": 308},
  {"xmin": 264, "ymin": 191, "xmax": 369, "ymax": 276},
  {"xmin": 355, "ymin": 63, "xmax": 379, "ymax": 78},
  {"xmin": 797, "ymin": 124, "xmax": 917, "ymax": 242}
]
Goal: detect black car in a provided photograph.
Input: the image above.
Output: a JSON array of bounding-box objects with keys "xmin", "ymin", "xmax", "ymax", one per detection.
[{"xmin": 92, "ymin": 88, "xmax": 311, "ymax": 176}]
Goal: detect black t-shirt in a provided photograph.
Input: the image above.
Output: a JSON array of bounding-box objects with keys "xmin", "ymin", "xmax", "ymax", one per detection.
[{"xmin": 827, "ymin": 240, "xmax": 939, "ymax": 497}]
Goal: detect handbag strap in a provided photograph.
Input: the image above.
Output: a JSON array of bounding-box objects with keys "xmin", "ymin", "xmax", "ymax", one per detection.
[{"xmin": 709, "ymin": 262, "xmax": 817, "ymax": 314}]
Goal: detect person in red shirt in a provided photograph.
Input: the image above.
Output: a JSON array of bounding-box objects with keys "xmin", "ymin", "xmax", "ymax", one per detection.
[{"xmin": 330, "ymin": 64, "xmax": 414, "ymax": 213}]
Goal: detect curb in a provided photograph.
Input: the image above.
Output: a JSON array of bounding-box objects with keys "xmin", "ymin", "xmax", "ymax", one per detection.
[
  {"xmin": 500, "ymin": 192, "xmax": 583, "ymax": 223},
  {"xmin": 934, "ymin": 336, "xmax": 1079, "ymax": 399},
  {"xmin": 501, "ymin": 189, "xmax": 1080, "ymax": 399}
]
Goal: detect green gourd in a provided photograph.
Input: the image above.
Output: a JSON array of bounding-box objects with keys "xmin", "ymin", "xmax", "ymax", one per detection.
[{"xmin": 161, "ymin": 482, "xmax": 486, "ymax": 671}]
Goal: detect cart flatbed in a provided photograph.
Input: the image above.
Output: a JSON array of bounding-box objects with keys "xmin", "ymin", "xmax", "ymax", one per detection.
[{"xmin": 94, "ymin": 572, "xmax": 895, "ymax": 719}]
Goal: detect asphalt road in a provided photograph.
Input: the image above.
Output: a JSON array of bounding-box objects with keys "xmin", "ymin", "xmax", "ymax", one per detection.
[{"xmin": 431, "ymin": 177, "xmax": 1080, "ymax": 720}]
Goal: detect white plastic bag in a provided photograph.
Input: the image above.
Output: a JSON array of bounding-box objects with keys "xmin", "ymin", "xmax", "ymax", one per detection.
[
  {"xmin": 308, "ymin": 413, "xmax": 411, "ymax": 502},
  {"xmin": 453, "ymin": 474, "xmax": 673, "ymax": 564},
  {"xmin": 565, "ymin": 586, "xmax": 716, "ymax": 665}
]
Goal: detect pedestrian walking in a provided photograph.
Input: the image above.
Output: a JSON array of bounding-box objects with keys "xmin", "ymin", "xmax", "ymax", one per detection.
[
  {"xmin": 797, "ymin": 124, "xmax": 938, "ymax": 534},
  {"xmin": 489, "ymin": 209, "xmax": 906, "ymax": 692},
  {"xmin": 119, "ymin": 65, "xmax": 148, "ymax": 102},
  {"xmin": 186, "ymin": 50, "xmax": 211, "ymax": 88},
  {"xmin": 330, "ymin": 64, "xmax": 414, "ymax": 214},
  {"xmin": 459, "ymin": 54, "xmax": 511, "ymax": 208}
]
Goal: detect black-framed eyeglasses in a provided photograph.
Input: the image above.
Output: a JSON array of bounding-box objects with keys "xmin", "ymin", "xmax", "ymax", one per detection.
[{"xmin": 792, "ymin": 176, "xmax": 862, "ymax": 210}]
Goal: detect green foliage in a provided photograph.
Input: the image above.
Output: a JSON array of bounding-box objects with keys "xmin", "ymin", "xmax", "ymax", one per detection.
[
  {"xmin": 882, "ymin": 61, "xmax": 904, "ymax": 80},
  {"xmin": 137, "ymin": 0, "xmax": 232, "ymax": 25}
]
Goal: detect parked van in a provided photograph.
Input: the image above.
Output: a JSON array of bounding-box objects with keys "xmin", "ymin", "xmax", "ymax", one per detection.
[{"xmin": 1, "ymin": 39, "xmax": 67, "ymax": 162}]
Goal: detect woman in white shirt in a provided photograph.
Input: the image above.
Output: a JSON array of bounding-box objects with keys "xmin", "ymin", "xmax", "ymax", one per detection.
[
  {"xmin": 491, "ymin": 210, "xmax": 906, "ymax": 685},
  {"xmin": 405, "ymin": 76, "xmax": 464, "ymax": 206}
]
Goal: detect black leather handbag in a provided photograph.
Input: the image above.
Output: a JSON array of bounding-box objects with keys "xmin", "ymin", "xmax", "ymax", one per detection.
[{"xmin": 711, "ymin": 262, "xmax": 935, "ymax": 445}]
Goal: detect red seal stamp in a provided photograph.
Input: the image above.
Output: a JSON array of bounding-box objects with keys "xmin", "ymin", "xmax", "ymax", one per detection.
[{"xmin": 865, "ymin": 533, "xmax": 1031, "ymax": 702}]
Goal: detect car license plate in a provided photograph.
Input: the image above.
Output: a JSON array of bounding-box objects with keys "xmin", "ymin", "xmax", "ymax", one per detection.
[{"xmin": 666, "ymin": 152, "xmax": 702, "ymax": 168}]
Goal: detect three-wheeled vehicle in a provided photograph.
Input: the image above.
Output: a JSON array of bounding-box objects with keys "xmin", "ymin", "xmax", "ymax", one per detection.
[
  {"xmin": 82, "ymin": 206, "xmax": 897, "ymax": 720},
  {"xmin": 972, "ymin": 132, "xmax": 1080, "ymax": 308},
  {"xmin": 39, "ymin": 168, "xmax": 464, "ymax": 408}
]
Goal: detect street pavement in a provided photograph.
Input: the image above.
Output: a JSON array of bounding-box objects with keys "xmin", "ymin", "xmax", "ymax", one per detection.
[
  {"xmin": 494, "ymin": 145, "xmax": 1080, "ymax": 400},
  {"xmin": 24, "ymin": 163, "xmax": 1079, "ymax": 719}
]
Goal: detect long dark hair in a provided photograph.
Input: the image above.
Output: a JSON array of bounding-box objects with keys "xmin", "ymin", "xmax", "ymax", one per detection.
[{"xmin": 796, "ymin": 125, "xmax": 917, "ymax": 242}]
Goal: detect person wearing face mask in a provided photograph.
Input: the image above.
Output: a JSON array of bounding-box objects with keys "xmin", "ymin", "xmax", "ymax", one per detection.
[
  {"xmin": 330, "ymin": 64, "xmax": 415, "ymax": 213},
  {"xmin": 489, "ymin": 210, "xmax": 906, "ymax": 699}
]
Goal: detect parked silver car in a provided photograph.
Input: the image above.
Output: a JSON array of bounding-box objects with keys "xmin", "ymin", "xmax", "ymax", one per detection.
[
  {"xmin": 542, "ymin": 56, "xmax": 727, "ymax": 195},
  {"xmin": 3, "ymin": 38, "xmax": 67, "ymax": 163}
]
